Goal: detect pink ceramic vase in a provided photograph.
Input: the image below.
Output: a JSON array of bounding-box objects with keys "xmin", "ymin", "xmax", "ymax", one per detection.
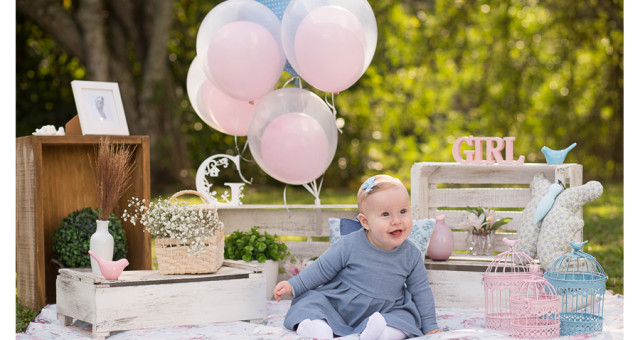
[{"xmin": 426, "ymin": 215, "xmax": 454, "ymax": 261}]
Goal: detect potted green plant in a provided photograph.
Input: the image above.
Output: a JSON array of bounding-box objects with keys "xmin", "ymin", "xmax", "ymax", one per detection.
[
  {"xmin": 52, "ymin": 207, "xmax": 128, "ymax": 268},
  {"xmin": 224, "ymin": 226, "xmax": 289, "ymax": 299}
]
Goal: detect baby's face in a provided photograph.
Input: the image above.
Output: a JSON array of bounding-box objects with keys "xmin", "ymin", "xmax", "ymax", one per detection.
[{"xmin": 358, "ymin": 186, "xmax": 412, "ymax": 250}]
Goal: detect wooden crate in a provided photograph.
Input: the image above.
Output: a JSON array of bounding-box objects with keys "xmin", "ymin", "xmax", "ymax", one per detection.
[
  {"xmin": 16, "ymin": 135, "xmax": 151, "ymax": 309},
  {"xmin": 56, "ymin": 261, "xmax": 266, "ymax": 339},
  {"xmin": 410, "ymin": 162, "xmax": 583, "ymax": 307}
]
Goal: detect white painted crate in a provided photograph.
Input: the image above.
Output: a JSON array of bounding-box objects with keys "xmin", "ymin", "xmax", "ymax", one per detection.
[
  {"xmin": 56, "ymin": 260, "xmax": 266, "ymax": 339},
  {"xmin": 411, "ymin": 162, "xmax": 583, "ymax": 307}
]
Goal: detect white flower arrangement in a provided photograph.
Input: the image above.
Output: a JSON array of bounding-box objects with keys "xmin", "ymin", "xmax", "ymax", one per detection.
[
  {"xmin": 122, "ymin": 197, "xmax": 223, "ymax": 256},
  {"xmin": 459, "ymin": 206, "xmax": 512, "ymax": 233}
]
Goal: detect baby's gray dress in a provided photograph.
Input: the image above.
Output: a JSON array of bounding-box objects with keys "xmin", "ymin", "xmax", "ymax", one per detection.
[{"xmin": 284, "ymin": 228, "xmax": 438, "ymax": 337}]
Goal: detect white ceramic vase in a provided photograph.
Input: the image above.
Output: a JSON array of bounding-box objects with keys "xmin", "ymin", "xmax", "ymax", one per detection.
[
  {"xmin": 90, "ymin": 220, "xmax": 114, "ymax": 275},
  {"xmin": 247, "ymin": 260, "xmax": 279, "ymax": 300}
]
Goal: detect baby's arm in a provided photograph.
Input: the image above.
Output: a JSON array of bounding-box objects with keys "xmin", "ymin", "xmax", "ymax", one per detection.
[
  {"xmin": 406, "ymin": 258, "xmax": 440, "ymax": 334},
  {"xmin": 287, "ymin": 238, "xmax": 347, "ymax": 297},
  {"xmin": 274, "ymin": 280, "xmax": 292, "ymax": 302}
]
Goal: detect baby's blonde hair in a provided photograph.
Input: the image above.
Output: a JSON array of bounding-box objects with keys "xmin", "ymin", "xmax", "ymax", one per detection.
[{"xmin": 357, "ymin": 175, "xmax": 408, "ymax": 212}]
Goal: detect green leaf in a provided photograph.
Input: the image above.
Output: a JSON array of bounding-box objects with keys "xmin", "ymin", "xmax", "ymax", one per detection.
[{"xmin": 490, "ymin": 218, "xmax": 513, "ymax": 230}]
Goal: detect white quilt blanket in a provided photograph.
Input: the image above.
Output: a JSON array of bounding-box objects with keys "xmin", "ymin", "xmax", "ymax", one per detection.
[{"xmin": 17, "ymin": 291, "xmax": 623, "ymax": 339}]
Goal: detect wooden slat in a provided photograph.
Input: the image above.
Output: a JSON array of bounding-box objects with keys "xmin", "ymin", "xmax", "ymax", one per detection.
[
  {"xmin": 285, "ymin": 241, "xmax": 330, "ymax": 260},
  {"xmin": 427, "ymin": 188, "xmax": 531, "ymax": 208},
  {"xmin": 412, "ymin": 162, "xmax": 572, "ymax": 185},
  {"xmin": 427, "ymin": 210, "xmax": 521, "ymax": 232},
  {"xmin": 217, "ymin": 205, "xmax": 357, "ymax": 237},
  {"xmin": 427, "ymin": 270, "xmax": 484, "ymax": 308}
]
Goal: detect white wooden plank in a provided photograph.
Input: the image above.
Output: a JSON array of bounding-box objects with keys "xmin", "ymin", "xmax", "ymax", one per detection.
[
  {"xmin": 285, "ymin": 241, "xmax": 330, "ymax": 260},
  {"xmin": 56, "ymin": 276, "xmax": 98, "ymax": 324},
  {"xmin": 412, "ymin": 163, "xmax": 579, "ymax": 185},
  {"xmin": 217, "ymin": 205, "xmax": 357, "ymax": 237},
  {"xmin": 427, "ymin": 188, "xmax": 531, "ymax": 208},
  {"xmin": 92, "ymin": 275, "xmax": 266, "ymax": 333},
  {"xmin": 426, "ymin": 210, "xmax": 521, "ymax": 232},
  {"xmin": 59, "ymin": 266, "xmax": 254, "ymax": 285},
  {"xmin": 427, "ymin": 270, "xmax": 485, "ymax": 308}
]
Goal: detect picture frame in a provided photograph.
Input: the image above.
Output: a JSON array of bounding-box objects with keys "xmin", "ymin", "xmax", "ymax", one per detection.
[{"xmin": 70, "ymin": 80, "xmax": 130, "ymax": 135}]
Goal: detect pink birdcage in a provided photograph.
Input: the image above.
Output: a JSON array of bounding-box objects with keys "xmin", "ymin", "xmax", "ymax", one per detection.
[
  {"xmin": 510, "ymin": 270, "xmax": 561, "ymax": 339},
  {"xmin": 482, "ymin": 238, "xmax": 535, "ymax": 331}
]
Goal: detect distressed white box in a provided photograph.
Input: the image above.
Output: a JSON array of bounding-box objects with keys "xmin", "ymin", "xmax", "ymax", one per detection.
[{"xmin": 56, "ymin": 260, "xmax": 266, "ymax": 339}]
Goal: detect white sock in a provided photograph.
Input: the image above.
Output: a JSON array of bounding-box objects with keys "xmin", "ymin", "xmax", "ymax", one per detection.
[
  {"xmin": 379, "ymin": 326, "xmax": 407, "ymax": 340},
  {"xmin": 296, "ymin": 318, "xmax": 333, "ymax": 339},
  {"xmin": 359, "ymin": 312, "xmax": 387, "ymax": 340}
]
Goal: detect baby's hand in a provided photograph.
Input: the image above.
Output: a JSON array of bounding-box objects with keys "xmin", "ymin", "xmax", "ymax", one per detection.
[
  {"xmin": 274, "ymin": 281, "xmax": 293, "ymax": 302},
  {"xmin": 425, "ymin": 328, "xmax": 442, "ymax": 335}
]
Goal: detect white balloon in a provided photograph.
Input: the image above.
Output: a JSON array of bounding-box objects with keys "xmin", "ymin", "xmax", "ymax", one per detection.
[
  {"xmin": 186, "ymin": 56, "xmax": 223, "ymax": 131},
  {"xmin": 196, "ymin": 0, "xmax": 285, "ymax": 100},
  {"xmin": 281, "ymin": 0, "xmax": 377, "ymax": 91},
  {"xmin": 248, "ymin": 88, "xmax": 338, "ymax": 185}
]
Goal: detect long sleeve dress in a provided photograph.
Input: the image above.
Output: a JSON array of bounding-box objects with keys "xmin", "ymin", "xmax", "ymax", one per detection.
[{"xmin": 284, "ymin": 228, "xmax": 439, "ymax": 337}]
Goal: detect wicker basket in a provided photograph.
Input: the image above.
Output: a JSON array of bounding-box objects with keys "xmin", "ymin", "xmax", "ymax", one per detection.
[{"xmin": 154, "ymin": 190, "xmax": 224, "ymax": 275}]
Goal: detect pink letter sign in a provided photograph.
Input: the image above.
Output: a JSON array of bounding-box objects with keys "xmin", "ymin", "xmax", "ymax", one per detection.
[{"xmin": 452, "ymin": 136, "xmax": 524, "ymax": 164}]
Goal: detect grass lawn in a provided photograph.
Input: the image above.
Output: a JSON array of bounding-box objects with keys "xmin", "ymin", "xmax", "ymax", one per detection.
[{"xmin": 16, "ymin": 181, "xmax": 623, "ymax": 332}]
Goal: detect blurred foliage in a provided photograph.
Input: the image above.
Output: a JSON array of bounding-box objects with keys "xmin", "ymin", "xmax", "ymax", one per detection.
[
  {"xmin": 16, "ymin": 0, "xmax": 622, "ymax": 194},
  {"xmin": 16, "ymin": 296, "xmax": 39, "ymax": 333}
]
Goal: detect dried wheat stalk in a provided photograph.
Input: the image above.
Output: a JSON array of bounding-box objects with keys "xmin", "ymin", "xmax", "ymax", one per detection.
[{"xmin": 89, "ymin": 137, "xmax": 136, "ymax": 221}]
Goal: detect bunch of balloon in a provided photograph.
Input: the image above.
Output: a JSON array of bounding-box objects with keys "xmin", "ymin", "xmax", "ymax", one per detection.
[
  {"xmin": 185, "ymin": 0, "xmax": 377, "ymax": 193},
  {"xmin": 186, "ymin": 0, "xmax": 287, "ymax": 137},
  {"xmin": 247, "ymin": 88, "xmax": 337, "ymax": 186},
  {"xmin": 280, "ymin": 0, "xmax": 378, "ymax": 93}
]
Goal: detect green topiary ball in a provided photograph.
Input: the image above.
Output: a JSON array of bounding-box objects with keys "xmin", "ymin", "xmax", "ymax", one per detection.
[{"xmin": 52, "ymin": 207, "xmax": 128, "ymax": 268}]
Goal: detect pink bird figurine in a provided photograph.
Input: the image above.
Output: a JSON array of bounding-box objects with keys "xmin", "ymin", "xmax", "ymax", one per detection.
[
  {"xmin": 88, "ymin": 250, "xmax": 129, "ymax": 280},
  {"xmin": 502, "ymin": 238, "xmax": 519, "ymax": 248}
]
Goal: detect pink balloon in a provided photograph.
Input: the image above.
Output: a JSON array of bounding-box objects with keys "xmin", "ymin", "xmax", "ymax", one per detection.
[
  {"xmin": 261, "ymin": 112, "xmax": 329, "ymax": 184},
  {"xmin": 294, "ymin": 6, "xmax": 367, "ymax": 93},
  {"xmin": 199, "ymin": 81, "xmax": 255, "ymax": 136},
  {"xmin": 207, "ymin": 21, "xmax": 284, "ymax": 101}
]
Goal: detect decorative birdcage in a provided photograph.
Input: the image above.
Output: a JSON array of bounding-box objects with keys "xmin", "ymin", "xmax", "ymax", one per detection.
[
  {"xmin": 482, "ymin": 238, "xmax": 535, "ymax": 331},
  {"xmin": 544, "ymin": 241, "xmax": 608, "ymax": 336},
  {"xmin": 509, "ymin": 270, "xmax": 561, "ymax": 339}
]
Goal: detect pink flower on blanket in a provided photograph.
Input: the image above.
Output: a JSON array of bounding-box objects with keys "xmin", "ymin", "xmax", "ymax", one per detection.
[{"xmin": 284, "ymin": 258, "xmax": 314, "ymax": 277}]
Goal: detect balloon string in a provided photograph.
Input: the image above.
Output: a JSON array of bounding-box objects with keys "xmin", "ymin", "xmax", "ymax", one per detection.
[
  {"xmin": 232, "ymin": 136, "xmax": 253, "ymax": 184},
  {"xmin": 235, "ymin": 137, "xmax": 251, "ymax": 162},
  {"xmin": 283, "ymin": 185, "xmax": 290, "ymax": 215},
  {"xmin": 302, "ymin": 178, "xmax": 323, "ymax": 206},
  {"xmin": 324, "ymin": 92, "xmax": 342, "ymax": 133},
  {"xmin": 283, "ymin": 76, "xmax": 301, "ymax": 89}
]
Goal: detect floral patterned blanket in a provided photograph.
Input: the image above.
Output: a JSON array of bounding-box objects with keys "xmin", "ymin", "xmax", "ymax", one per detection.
[{"xmin": 18, "ymin": 291, "xmax": 623, "ymax": 339}]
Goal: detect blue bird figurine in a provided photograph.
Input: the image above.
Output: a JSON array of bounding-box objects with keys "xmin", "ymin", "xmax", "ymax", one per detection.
[
  {"xmin": 541, "ymin": 142, "xmax": 577, "ymax": 165},
  {"xmin": 570, "ymin": 240, "xmax": 589, "ymax": 252}
]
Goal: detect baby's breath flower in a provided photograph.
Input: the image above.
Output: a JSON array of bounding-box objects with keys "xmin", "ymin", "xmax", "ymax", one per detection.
[{"xmin": 122, "ymin": 196, "xmax": 222, "ymax": 255}]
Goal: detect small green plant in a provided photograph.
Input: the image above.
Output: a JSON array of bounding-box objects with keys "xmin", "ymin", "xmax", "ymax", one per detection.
[
  {"xmin": 225, "ymin": 226, "xmax": 289, "ymax": 263},
  {"xmin": 16, "ymin": 297, "xmax": 38, "ymax": 333},
  {"xmin": 52, "ymin": 207, "xmax": 128, "ymax": 268}
]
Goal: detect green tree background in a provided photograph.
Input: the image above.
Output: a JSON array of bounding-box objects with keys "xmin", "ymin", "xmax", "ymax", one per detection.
[{"xmin": 16, "ymin": 0, "xmax": 623, "ymax": 195}]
